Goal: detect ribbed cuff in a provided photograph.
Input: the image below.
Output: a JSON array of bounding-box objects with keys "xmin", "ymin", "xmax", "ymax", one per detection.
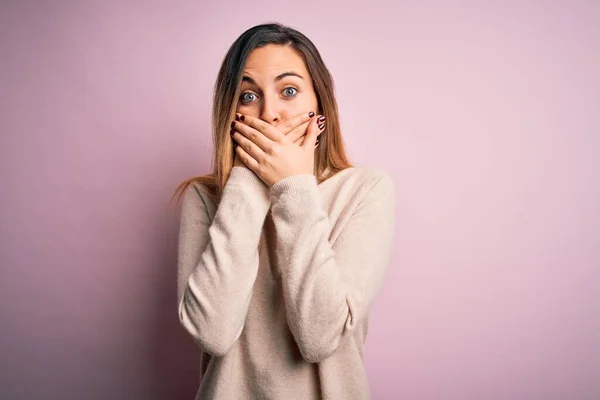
[
  {"xmin": 270, "ymin": 174, "xmax": 318, "ymax": 199},
  {"xmin": 228, "ymin": 166, "xmax": 269, "ymax": 193}
]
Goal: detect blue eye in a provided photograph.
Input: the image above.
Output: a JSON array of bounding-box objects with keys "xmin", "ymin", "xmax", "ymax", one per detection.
[
  {"xmin": 240, "ymin": 92, "xmax": 257, "ymax": 104},
  {"xmin": 283, "ymin": 87, "xmax": 297, "ymax": 97}
]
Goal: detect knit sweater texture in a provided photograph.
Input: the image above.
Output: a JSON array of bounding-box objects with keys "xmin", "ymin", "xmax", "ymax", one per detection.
[{"xmin": 177, "ymin": 165, "xmax": 396, "ymax": 399}]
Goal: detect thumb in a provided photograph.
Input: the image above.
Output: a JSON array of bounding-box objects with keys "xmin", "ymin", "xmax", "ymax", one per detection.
[{"xmin": 301, "ymin": 115, "xmax": 325, "ymax": 150}]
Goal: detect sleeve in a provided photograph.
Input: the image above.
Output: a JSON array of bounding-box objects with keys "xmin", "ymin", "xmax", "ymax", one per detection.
[
  {"xmin": 177, "ymin": 166, "xmax": 270, "ymax": 357},
  {"xmin": 269, "ymin": 171, "xmax": 396, "ymax": 363}
]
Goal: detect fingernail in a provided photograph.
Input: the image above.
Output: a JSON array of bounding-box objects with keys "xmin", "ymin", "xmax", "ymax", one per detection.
[
  {"xmin": 308, "ymin": 111, "xmax": 315, "ymax": 117},
  {"xmin": 231, "ymin": 121, "xmax": 235, "ymax": 128},
  {"xmin": 315, "ymin": 140, "xmax": 320, "ymax": 147},
  {"xmin": 240, "ymin": 115, "xmax": 245, "ymax": 121},
  {"xmin": 235, "ymin": 114, "xmax": 240, "ymax": 121},
  {"xmin": 317, "ymin": 115, "xmax": 325, "ymax": 123},
  {"xmin": 230, "ymin": 129, "xmax": 235, "ymax": 135},
  {"xmin": 318, "ymin": 122, "xmax": 325, "ymax": 130}
]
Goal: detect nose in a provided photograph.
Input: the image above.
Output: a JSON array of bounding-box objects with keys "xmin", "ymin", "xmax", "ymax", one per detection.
[{"xmin": 259, "ymin": 92, "xmax": 282, "ymax": 125}]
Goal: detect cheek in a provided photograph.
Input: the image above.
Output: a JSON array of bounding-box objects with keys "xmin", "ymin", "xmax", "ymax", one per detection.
[
  {"xmin": 290, "ymin": 93, "xmax": 319, "ymax": 114},
  {"xmin": 236, "ymin": 103, "xmax": 260, "ymax": 118},
  {"xmin": 303, "ymin": 91, "xmax": 319, "ymax": 113}
]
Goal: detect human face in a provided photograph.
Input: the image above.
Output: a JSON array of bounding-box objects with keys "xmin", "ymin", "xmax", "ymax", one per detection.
[{"xmin": 236, "ymin": 44, "xmax": 319, "ymax": 125}]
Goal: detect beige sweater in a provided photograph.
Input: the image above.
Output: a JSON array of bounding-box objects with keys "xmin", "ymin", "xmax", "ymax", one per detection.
[{"xmin": 177, "ymin": 166, "xmax": 396, "ymax": 399}]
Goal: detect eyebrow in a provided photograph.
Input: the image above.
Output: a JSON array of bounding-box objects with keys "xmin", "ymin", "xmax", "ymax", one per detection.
[{"xmin": 242, "ymin": 71, "xmax": 304, "ymax": 85}]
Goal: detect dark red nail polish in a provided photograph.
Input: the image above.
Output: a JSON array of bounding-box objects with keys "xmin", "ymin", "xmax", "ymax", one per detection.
[
  {"xmin": 231, "ymin": 121, "xmax": 235, "ymax": 128},
  {"xmin": 235, "ymin": 114, "xmax": 240, "ymax": 121},
  {"xmin": 318, "ymin": 123, "xmax": 325, "ymax": 130},
  {"xmin": 317, "ymin": 115, "xmax": 325, "ymax": 123},
  {"xmin": 315, "ymin": 140, "xmax": 319, "ymax": 146},
  {"xmin": 308, "ymin": 111, "xmax": 315, "ymax": 117},
  {"xmin": 230, "ymin": 129, "xmax": 235, "ymax": 135},
  {"xmin": 240, "ymin": 115, "xmax": 245, "ymax": 121}
]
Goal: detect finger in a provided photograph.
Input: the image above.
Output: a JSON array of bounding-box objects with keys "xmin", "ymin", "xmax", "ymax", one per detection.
[
  {"xmin": 231, "ymin": 118, "xmax": 274, "ymax": 153},
  {"xmin": 273, "ymin": 111, "xmax": 315, "ymax": 134},
  {"xmin": 285, "ymin": 119, "xmax": 311, "ymax": 143},
  {"xmin": 235, "ymin": 141, "xmax": 260, "ymax": 172},
  {"xmin": 301, "ymin": 114, "xmax": 326, "ymax": 150},
  {"xmin": 293, "ymin": 133, "xmax": 307, "ymax": 146},
  {"xmin": 231, "ymin": 129, "xmax": 265, "ymax": 164},
  {"xmin": 235, "ymin": 113, "xmax": 284, "ymax": 143}
]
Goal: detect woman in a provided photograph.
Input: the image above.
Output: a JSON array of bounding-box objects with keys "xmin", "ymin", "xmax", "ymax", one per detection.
[{"xmin": 172, "ymin": 22, "xmax": 396, "ymax": 399}]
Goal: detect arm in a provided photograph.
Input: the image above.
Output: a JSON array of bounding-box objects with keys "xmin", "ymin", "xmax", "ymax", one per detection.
[
  {"xmin": 177, "ymin": 167, "xmax": 270, "ymax": 357},
  {"xmin": 269, "ymin": 170, "xmax": 396, "ymax": 363}
]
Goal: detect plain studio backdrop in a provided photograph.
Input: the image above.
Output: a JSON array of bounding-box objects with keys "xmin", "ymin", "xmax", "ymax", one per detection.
[{"xmin": 1, "ymin": 1, "xmax": 598, "ymax": 399}]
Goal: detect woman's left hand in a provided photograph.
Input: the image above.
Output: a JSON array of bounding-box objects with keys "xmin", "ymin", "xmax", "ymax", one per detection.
[{"xmin": 231, "ymin": 113, "xmax": 325, "ymax": 187}]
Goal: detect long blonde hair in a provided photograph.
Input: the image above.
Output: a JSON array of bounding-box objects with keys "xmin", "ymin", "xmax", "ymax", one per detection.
[{"xmin": 170, "ymin": 22, "xmax": 353, "ymax": 205}]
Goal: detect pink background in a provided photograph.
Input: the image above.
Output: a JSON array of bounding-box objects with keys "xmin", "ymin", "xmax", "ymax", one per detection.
[{"xmin": 1, "ymin": 1, "xmax": 599, "ymax": 399}]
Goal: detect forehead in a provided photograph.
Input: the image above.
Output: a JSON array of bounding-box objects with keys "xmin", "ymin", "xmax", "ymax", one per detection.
[{"xmin": 243, "ymin": 44, "xmax": 309, "ymax": 78}]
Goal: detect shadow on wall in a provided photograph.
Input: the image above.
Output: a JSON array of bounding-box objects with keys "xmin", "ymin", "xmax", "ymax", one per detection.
[{"xmin": 149, "ymin": 207, "xmax": 200, "ymax": 399}]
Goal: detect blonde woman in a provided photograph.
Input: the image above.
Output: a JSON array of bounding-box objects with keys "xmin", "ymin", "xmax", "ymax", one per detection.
[{"xmin": 172, "ymin": 22, "xmax": 396, "ymax": 399}]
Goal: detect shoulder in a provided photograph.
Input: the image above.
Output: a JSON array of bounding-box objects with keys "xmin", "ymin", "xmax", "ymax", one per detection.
[
  {"xmin": 326, "ymin": 167, "xmax": 395, "ymax": 237},
  {"xmin": 180, "ymin": 181, "xmax": 217, "ymax": 217},
  {"xmin": 331, "ymin": 166, "xmax": 395, "ymax": 200},
  {"xmin": 350, "ymin": 165, "xmax": 393, "ymax": 185}
]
